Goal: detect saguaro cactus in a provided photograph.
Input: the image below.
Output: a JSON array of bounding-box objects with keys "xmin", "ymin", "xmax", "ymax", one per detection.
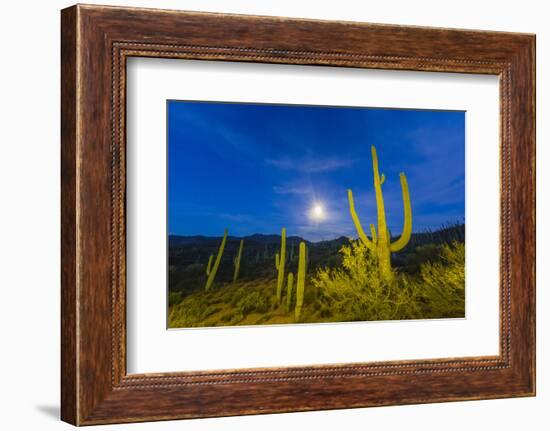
[
  {"xmin": 288, "ymin": 243, "xmax": 295, "ymax": 263},
  {"xmin": 275, "ymin": 227, "xmax": 287, "ymax": 302},
  {"xmin": 286, "ymin": 272, "xmax": 294, "ymax": 313},
  {"xmin": 295, "ymin": 241, "xmax": 307, "ymax": 320},
  {"xmin": 233, "ymin": 239, "xmax": 244, "ymax": 282},
  {"xmin": 204, "ymin": 229, "xmax": 228, "ymax": 291},
  {"xmin": 348, "ymin": 145, "xmax": 412, "ymax": 283},
  {"xmin": 205, "ymin": 254, "xmax": 214, "ymax": 277}
]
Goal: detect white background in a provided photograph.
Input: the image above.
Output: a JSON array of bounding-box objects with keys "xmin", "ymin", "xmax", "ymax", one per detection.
[
  {"xmin": 127, "ymin": 59, "xmax": 500, "ymax": 373},
  {"xmin": 0, "ymin": 0, "xmax": 547, "ymax": 430}
]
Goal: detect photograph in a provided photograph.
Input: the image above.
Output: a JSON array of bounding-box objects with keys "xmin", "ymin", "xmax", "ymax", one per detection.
[
  {"xmin": 167, "ymin": 101, "xmax": 466, "ymax": 328},
  {"xmin": 52, "ymin": 3, "xmax": 536, "ymax": 426}
]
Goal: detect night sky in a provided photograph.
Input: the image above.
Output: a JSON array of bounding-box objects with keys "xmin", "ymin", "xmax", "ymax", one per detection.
[{"xmin": 167, "ymin": 101, "xmax": 465, "ymax": 242}]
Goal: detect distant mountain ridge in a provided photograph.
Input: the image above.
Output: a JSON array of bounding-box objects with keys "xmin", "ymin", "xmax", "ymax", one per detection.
[
  {"xmin": 169, "ymin": 233, "xmax": 319, "ymax": 247},
  {"xmin": 168, "ymin": 223, "xmax": 465, "ymax": 248}
]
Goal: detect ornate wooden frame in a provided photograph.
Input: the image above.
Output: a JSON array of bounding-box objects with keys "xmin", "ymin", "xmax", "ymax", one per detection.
[{"xmin": 61, "ymin": 4, "xmax": 535, "ymax": 425}]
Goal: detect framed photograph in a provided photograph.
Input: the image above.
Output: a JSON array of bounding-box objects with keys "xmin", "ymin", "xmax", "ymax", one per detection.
[{"xmin": 61, "ymin": 4, "xmax": 535, "ymax": 425}]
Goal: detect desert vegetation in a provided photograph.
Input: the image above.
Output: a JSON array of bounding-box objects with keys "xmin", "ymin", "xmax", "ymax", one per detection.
[
  {"xmin": 168, "ymin": 145, "xmax": 465, "ymax": 328},
  {"xmin": 168, "ymin": 235, "xmax": 465, "ymax": 327}
]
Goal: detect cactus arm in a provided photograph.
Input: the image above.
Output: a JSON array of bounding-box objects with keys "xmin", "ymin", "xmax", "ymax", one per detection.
[
  {"xmin": 206, "ymin": 254, "xmax": 213, "ymax": 276},
  {"xmin": 233, "ymin": 239, "xmax": 244, "ymax": 282},
  {"xmin": 295, "ymin": 242, "xmax": 307, "ymax": 320},
  {"xmin": 275, "ymin": 253, "xmax": 279, "ymax": 270},
  {"xmin": 390, "ymin": 172, "xmax": 413, "ymax": 252},
  {"xmin": 204, "ymin": 229, "xmax": 228, "ymax": 291},
  {"xmin": 380, "ymin": 173, "xmax": 386, "ymax": 185},
  {"xmin": 347, "ymin": 189, "xmax": 375, "ymax": 250},
  {"xmin": 369, "ymin": 224, "xmax": 377, "ymax": 243},
  {"xmin": 286, "ymin": 272, "xmax": 294, "ymax": 313}
]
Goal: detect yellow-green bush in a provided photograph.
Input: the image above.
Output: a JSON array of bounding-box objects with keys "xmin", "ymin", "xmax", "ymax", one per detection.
[
  {"xmin": 312, "ymin": 240, "xmax": 420, "ymax": 321},
  {"xmin": 236, "ymin": 291, "xmax": 270, "ymax": 315},
  {"xmin": 311, "ymin": 239, "xmax": 465, "ymax": 322},
  {"xmin": 168, "ymin": 291, "xmax": 183, "ymax": 307},
  {"xmin": 417, "ymin": 241, "xmax": 465, "ymax": 318}
]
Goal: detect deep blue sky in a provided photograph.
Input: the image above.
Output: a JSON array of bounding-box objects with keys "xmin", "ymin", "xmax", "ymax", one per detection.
[{"xmin": 168, "ymin": 101, "xmax": 465, "ymax": 241}]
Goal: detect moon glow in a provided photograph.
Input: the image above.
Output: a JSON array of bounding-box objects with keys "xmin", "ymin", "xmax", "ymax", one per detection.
[{"xmin": 309, "ymin": 203, "xmax": 327, "ymax": 222}]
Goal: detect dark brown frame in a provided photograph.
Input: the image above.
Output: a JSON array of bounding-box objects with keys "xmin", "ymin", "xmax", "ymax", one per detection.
[{"xmin": 61, "ymin": 4, "xmax": 536, "ymax": 426}]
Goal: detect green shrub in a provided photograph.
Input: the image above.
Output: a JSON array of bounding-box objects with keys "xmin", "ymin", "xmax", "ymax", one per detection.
[
  {"xmin": 312, "ymin": 240, "xmax": 421, "ymax": 321},
  {"xmin": 168, "ymin": 291, "xmax": 183, "ymax": 307},
  {"xmin": 169, "ymin": 294, "xmax": 209, "ymax": 327},
  {"xmin": 203, "ymin": 304, "xmax": 222, "ymax": 318},
  {"xmin": 237, "ymin": 291, "xmax": 270, "ymax": 315},
  {"xmin": 398, "ymin": 243, "xmax": 443, "ymax": 272},
  {"xmin": 417, "ymin": 241, "xmax": 465, "ymax": 318}
]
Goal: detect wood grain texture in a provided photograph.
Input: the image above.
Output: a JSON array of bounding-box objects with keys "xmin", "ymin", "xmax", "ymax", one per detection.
[
  {"xmin": 60, "ymin": 4, "xmax": 535, "ymax": 425},
  {"xmin": 60, "ymin": 5, "xmax": 78, "ymax": 425}
]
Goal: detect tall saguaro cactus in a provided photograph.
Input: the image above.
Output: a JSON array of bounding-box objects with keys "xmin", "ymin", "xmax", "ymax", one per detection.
[
  {"xmin": 348, "ymin": 145, "xmax": 412, "ymax": 283},
  {"xmin": 233, "ymin": 239, "xmax": 244, "ymax": 282},
  {"xmin": 286, "ymin": 272, "xmax": 294, "ymax": 313},
  {"xmin": 295, "ymin": 241, "xmax": 307, "ymax": 320},
  {"xmin": 205, "ymin": 255, "xmax": 214, "ymax": 277},
  {"xmin": 275, "ymin": 227, "xmax": 287, "ymax": 302},
  {"xmin": 204, "ymin": 229, "xmax": 228, "ymax": 291}
]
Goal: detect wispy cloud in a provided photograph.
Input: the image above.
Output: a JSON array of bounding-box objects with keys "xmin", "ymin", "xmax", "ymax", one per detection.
[
  {"xmin": 272, "ymin": 185, "xmax": 311, "ymax": 195},
  {"xmin": 171, "ymin": 109, "xmax": 269, "ymax": 166},
  {"xmin": 218, "ymin": 213, "xmax": 253, "ymax": 223},
  {"xmin": 265, "ymin": 155, "xmax": 357, "ymax": 173}
]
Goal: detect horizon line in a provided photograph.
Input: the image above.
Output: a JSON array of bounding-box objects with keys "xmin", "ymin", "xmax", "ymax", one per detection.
[{"xmin": 168, "ymin": 223, "xmax": 465, "ymax": 241}]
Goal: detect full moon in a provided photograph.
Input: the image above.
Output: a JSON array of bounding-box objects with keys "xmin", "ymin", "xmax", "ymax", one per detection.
[{"xmin": 309, "ymin": 203, "xmax": 326, "ymax": 222}]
